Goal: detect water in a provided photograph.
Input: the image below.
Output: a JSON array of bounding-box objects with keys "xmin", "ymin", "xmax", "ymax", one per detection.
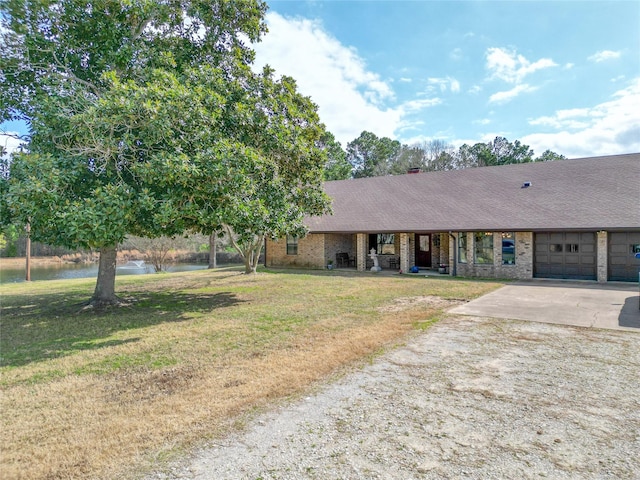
[{"xmin": 0, "ymin": 262, "xmax": 208, "ymax": 284}]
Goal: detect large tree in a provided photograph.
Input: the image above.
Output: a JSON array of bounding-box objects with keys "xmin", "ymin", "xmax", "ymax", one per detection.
[
  {"xmin": 319, "ymin": 132, "xmax": 351, "ymax": 181},
  {"xmin": 217, "ymin": 68, "xmax": 331, "ymax": 273},
  {"xmin": 457, "ymin": 136, "xmax": 535, "ymax": 168},
  {"xmin": 536, "ymin": 149, "xmax": 567, "ymax": 162},
  {"xmin": 0, "ymin": 0, "xmax": 271, "ymax": 305},
  {"xmin": 389, "ymin": 139, "xmax": 457, "ymax": 174},
  {"xmin": 347, "ymin": 131, "xmax": 401, "ymax": 178}
]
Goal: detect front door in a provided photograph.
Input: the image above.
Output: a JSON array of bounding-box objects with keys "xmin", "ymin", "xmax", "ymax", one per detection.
[{"xmin": 415, "ymin": 234, "xmax": 432, "ymax": 268}]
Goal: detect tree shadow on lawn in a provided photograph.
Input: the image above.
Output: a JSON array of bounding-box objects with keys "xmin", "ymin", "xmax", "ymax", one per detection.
[{"xmin": 0, "ymin": 290, "xmax": 243, "ymax": 368}]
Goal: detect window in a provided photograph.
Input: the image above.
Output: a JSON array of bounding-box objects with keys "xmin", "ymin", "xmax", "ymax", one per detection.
[
  {"xmin": 550, "ymin": 244, "xmax": 563, "ymax": 252},
  {"xmin": 502, "ymin": 232, "xmax": 515, "ymax": 265},
  {"xmin": 458, "ymin": 233, "xmax": 467, "ymax": 263},
  {"xmin": 369, "ymin": 233, "xmax": 395, "ymax": 255},
  {"xmin": 474, "ymin": 232, "xmax": 494, "ymax": 264},
  {"xmin": 419, "ymin": 235, "xmax": 430, "ymax": 252},
  {"xmin": 286, "ymin": 235, "xmax": 298, "ymax": 255},
  {"xmin": 631, "ymin": 244, "xmax": 640, "ymax": 254},
  {"xmin": 566, "ymin": 244, "xmax": 579, "ymax": 253}
]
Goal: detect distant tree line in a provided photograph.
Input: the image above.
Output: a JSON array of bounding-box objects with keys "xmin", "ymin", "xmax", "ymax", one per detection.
[{"xmin": 321, "ymin": 131, "xmax": 566, "ymax": 180}]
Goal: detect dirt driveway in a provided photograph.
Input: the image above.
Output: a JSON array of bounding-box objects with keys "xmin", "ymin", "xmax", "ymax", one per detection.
[{"xmin": 150, "ymin": 307, "xmax": 640, "ymax": 479}]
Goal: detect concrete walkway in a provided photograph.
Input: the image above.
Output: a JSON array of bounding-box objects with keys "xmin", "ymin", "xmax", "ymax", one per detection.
[{"xmin": 449, "ymin": 280, "xmax": 640, "ymax": 331}]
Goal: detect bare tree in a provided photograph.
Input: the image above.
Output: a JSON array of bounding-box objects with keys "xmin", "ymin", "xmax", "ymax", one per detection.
[{"xmin": 128, "ymin": 237, "xmax": 178, "ymax": 272}]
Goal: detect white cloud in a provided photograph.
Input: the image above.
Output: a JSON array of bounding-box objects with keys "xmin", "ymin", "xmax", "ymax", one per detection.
[
  {"xmin": 523, "ymin": 78, "xmax": 640, "ymax": 157},
  {"xmin": 450, "ymin": 47, "xmax": 463, "ymax": 61},
  {"xmin": 0, "ymin": 132, "xmax": 24, "ymax": 158},
  {"xmin": 528, "ymin": 108, "xmax": 592, "ymax": 129},
  {"xmin": 468, "ymin": 85, "xmax": 482, "ymax": 94},
  {"xmin": 427, "ymin": 76, "xmax": 461, "ymax": 93},
  {"xmin": 401, "ymin": 98, "xmax": 442, "ymax": 113},
  {"xmin": 251, "ymin": 12, "xmax": 402, "ymax": 145},
  {"xmin": 489, "ymin": 84, "xmax": 538, "ymax": 104},
  {"xmin": 588, "ymin": 50, "xmax": 622, "ymax": 63},
  {"xmin": 486, "ymin": 47, "xmax": 557, "ymax": 84}
]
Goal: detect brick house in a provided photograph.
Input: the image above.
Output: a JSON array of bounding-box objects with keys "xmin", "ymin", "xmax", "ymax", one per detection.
[{"xmin": 265, "ymin": 153, "xmax": 640, "ymax": 282}]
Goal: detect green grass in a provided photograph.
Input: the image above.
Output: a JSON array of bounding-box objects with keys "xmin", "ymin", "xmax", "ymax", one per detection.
[
  {"xmin": 0, "ymin": 268, "xmax": 501, "ymax": 376},
  {"xmin": 0, "ymin": 266, "xmax": 503, "ymax": 480}
]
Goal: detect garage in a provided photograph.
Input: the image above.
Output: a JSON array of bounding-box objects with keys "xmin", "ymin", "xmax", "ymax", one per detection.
[
  {"xmin": 534, "ymin": 232, "xmax": 596, "ymax": 280},
  {"xmin": 608, "ymin": 232, "xmax": 640, "ymax": 282}
]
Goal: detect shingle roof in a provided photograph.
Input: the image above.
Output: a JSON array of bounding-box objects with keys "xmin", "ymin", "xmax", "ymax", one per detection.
[{"xmin": 306, "ymin": 153, "xmax": 640, "ymax": 233}]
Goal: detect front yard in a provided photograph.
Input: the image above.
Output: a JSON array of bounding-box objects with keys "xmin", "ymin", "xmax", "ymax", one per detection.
[{"xmin": 0, "ymin": 267, "xmax": 500, "ymax": 480}]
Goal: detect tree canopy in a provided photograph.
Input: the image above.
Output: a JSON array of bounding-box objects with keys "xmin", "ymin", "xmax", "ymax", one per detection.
[
  {"xmin": 319, "ymin": 131, "xmax": 351, "ymax": 181},
  {"xmin": 347, "ymin": 131, "xmax": 401, "ymax": 178},
  {"xmin": 322, "ymin": 132, "xmax": 566, "ymax": 179},
  {"xmin": 1, "ymin": 0, "xmax": 330, "ymax": 303}
]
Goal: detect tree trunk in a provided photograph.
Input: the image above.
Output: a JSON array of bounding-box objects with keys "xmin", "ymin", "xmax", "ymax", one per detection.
[
  {"xmin": 244, "ymin": 255, "xmax": 256, "ymax": 274},
  {"xmin": 243, "ymin": 236, "xmax": 263, "ymax": 274},
  {"xmin": 25, "ymin": 222, "xmax": 31, "ymax": 282},
  {"xmin": 223, "ymin": 225, "xmax": 261, "ymax": 274},
  {"xmin": 208, "ymin": 232, "xmax": 217, "ymax": 269},
  {"xmin": 90, "ymin": 246, "xmax": 120, "ymax": 306}
]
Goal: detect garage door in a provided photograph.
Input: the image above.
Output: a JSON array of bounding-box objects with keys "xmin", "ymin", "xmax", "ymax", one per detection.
[
  {"xmin": 609, "ymin": 232, "xmax": 640, "ymax": 282},
  {"xmin": 534, "ymin": 232, "xmax": 596, "ymax": 280}
]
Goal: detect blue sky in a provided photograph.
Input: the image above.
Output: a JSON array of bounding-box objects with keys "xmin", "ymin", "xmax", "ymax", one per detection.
[
  {"xmin": 2, "ymin": 1, "xmax": 638, "ymax": 159},
  {"xmin": 251, "ymin": 0, "xmax": 640, "ymax": 158}
]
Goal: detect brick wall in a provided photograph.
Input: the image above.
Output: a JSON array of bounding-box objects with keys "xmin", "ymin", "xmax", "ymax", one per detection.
[
  {"xmin": 267, "ymin": 231, "xmax": 538, "ymax": 280},
  {"xmin": 266, "ymin": 233, "xmax": 357, "ymax": 269},
  {"xmin": 453, "ymin": 232, "xmax": 533, "ymax": 279},
  {"xmin": 266, "ymin": 234, "xmax": 325, "ymax": 269},
  {"xmin": 431, "ymin": 233, "xmax": 449, "ymax": 267},
  {"xmin": 325, "ymin": 233, "xmax": 354, "ymax": 265}
]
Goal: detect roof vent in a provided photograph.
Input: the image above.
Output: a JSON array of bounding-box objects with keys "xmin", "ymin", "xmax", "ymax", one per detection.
[{"xmin": 521, "ymin": 181, "xmax": 532, "ymax": 188}]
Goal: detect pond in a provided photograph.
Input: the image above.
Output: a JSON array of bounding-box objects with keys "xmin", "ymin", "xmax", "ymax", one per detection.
[{"xmin": 0, "ymin": 262, "xmax": 208, "ymax": 284}]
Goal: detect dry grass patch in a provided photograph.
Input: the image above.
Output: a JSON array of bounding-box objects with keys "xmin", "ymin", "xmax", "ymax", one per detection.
[{"xmin": 0, "ymin": 267, "xmax": 502, "ymax": 479}]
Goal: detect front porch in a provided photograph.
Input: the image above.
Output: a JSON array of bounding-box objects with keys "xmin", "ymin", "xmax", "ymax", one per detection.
[{"xmin": 327, "ymin": 232, "xmax": 452, "ymax": 274}]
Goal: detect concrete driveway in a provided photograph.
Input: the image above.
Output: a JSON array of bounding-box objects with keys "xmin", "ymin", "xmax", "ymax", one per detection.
[{"xmin": 449, "ymin": 280, "xmax": 640, "ymax": 331}]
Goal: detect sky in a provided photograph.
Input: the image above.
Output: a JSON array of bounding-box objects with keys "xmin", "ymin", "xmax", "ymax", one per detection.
[
  {"xmin": 249, "ymin": 0, "xmax": 640, "ymax": 158},
  {"xmin": 2, "ymin": 0, "xmax": 639, "ymax": 159}
]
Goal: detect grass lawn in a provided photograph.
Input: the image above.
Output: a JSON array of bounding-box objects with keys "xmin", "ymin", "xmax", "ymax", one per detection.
[{"xmin": 0, "ymin": 267, "xmax": 502, "ymax": 479}]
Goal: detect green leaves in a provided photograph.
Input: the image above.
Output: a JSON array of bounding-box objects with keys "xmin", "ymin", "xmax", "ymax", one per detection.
[
  {"xmin": 347, "ymin": 131, "xmax": 402, "ymax": 178},
  {"xmin": 1, "ymin": 0, "xmax": 333, "ymax": 293}
]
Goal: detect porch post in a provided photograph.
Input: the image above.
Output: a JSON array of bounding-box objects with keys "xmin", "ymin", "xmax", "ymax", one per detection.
[
  {"xmin": 439, "ymin": 233, "xmax": 449, "ymax": 266},
  {"xmin": 356, "ymin": 233, "xmax": 367, "ymax": 271},
  {"xmin": 399, "ymin": 233, "xmax": 411, "ymax": 273},
  {"xmin": 597, "ymin": 230, "xmax": 608, "ymax": 283}
]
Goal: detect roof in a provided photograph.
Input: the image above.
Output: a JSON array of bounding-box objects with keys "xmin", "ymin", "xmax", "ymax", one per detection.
[{"xmin": 306, "ymin": 153, "xmax": 640, "ymax": 233}]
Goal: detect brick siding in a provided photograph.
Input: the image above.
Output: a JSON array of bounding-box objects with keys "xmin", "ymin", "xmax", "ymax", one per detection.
[
  {"xmin": 453, "ymin": 232, "xmax": 533, "ymax": 279},
  {"xmin": 267, "ymin": 230, "xmax": 619, "ymax": 282}
]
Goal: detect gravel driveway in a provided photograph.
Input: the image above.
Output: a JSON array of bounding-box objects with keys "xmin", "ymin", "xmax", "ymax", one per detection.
[{"xmin": 151, "ymin": 313, "xmax": 640, "ymax": 480}]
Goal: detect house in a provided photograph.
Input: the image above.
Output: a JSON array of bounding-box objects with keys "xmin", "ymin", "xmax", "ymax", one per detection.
[{"xmin": 265, "ymin": 153, "xmax": 640, "ymax": 282}]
